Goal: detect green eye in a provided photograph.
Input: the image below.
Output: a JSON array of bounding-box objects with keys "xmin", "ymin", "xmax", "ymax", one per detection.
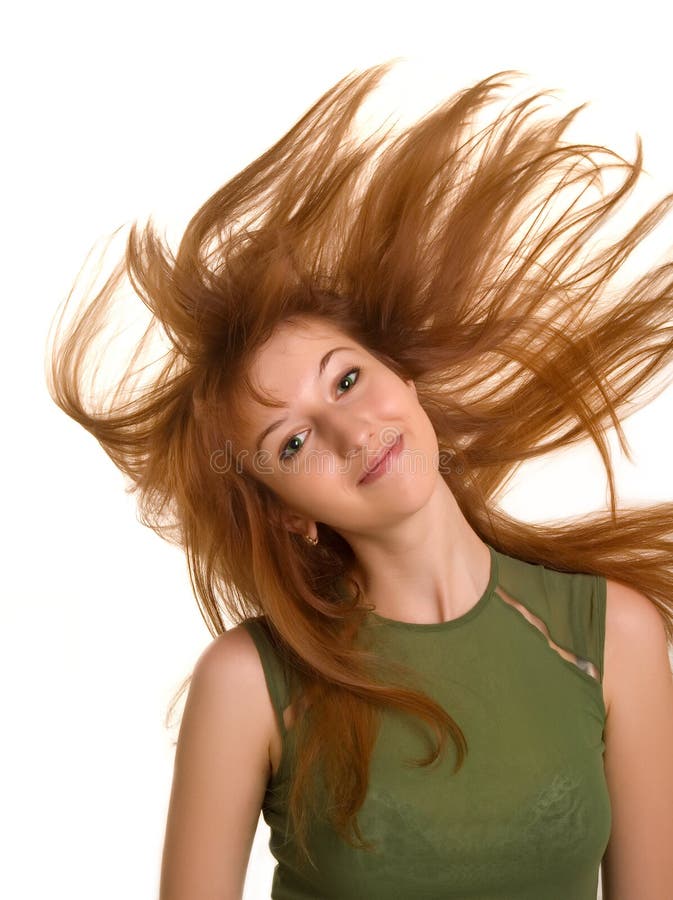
[
  {"xmin": 336, "ymin": 368, "xmax": 360, "ymax": 396},
  {"xmin": 278, "ymin": 366, "xmax": 361, "ymax": 461},
  {"xmin": 280, "ymin": 434, "xmax": 306, "ymax": 460}
]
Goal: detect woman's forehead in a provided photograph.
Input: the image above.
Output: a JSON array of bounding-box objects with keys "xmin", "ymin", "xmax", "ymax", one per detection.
[
  {"xmin": 247, "ymin": 321, "xmax": 360, "ymax": 388},
  {"xmin": 237, "ymin": 320, "xmax": 363, "ymax": 439},
  {"xmin": 257, "ymin": 317, "xmax": 355, "ymax": 358}
]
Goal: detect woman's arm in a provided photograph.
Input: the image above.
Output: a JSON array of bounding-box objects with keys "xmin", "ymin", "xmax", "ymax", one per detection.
[
  {"xmin": 601, "ymin": 580, "xmax": 673, "ymax": 899},
  {"xmin": 159, "ymin": 626, "xmax": 274, "ymax": 900}
]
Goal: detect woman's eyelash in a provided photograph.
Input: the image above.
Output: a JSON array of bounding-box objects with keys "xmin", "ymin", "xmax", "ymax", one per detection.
[{"xmin": 278, "ymin": 366, "xmax": 361, "ymax": 461}]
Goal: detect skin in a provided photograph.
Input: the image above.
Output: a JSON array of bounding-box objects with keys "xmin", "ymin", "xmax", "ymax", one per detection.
[{"xmin": 237, "ymin": 315, "xmax": 492, "ymax": 624}]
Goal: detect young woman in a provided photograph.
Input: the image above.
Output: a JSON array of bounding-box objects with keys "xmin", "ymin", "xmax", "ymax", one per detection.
[{"xmin": 46, "ymin": 61, "xmax": 673, "ymax": 898}]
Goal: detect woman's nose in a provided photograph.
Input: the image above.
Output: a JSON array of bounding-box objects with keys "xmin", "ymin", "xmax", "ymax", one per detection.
[{"xmin": 323, "ymin": 411, "xmax": 375, "ymax": 461}]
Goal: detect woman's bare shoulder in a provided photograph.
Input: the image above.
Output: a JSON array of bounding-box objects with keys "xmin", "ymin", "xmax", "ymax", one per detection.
[
  {"xmin": 160, "ymin": 623, "xmax": 274, "ymax": 897},
  {"xmin": 200, "ymin": 621, "xmax": 262, "ymax": 662},
  {"xmin": 603, "ymin": 578, "xmax": 670, "ymax": 717},
  {"xmin": 196, "ymin": 624, "xmax": 272, "ymax": 707},
  {"xmin": 194, "ymin": 623, "xmax": 276, "ymax": 762},
  {"xmin": 600, "ymin": 578, "xmax": 673, "ymax": 894}
]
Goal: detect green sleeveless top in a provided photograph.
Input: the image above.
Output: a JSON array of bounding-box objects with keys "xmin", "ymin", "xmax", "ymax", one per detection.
[{"xmin": 242, "ymin": 543, "xmax": 611, "ymax": 899}]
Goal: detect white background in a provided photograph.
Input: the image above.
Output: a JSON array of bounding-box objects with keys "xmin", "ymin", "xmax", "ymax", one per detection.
[{"xmin": 3, "ymin": 1, "xmax": 673, "ymax": 898}]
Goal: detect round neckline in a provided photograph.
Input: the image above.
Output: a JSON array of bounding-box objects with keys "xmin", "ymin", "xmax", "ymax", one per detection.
[{"xmin": 364, "ymin": 542, "xmax": 499, "ymax": 632}]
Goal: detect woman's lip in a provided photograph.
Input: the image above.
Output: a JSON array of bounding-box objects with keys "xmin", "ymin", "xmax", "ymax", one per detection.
[{"xmin": 358, "ymin": 434, "xmax": 404, "ymax": 485}]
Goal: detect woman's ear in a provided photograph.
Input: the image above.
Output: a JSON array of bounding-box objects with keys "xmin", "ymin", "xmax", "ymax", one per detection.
[
  {"xmin": 279, "ymin": 509, "xmax": 317, "ymax": 541},
  {"xmin": 406, "ymin": 378, "xmax": 417, "ymax": 397}
]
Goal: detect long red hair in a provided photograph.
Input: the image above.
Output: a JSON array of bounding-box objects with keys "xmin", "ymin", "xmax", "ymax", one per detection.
[{"xmin": 45, "ymin": 60, "xmax": 673, "ymax": 865}]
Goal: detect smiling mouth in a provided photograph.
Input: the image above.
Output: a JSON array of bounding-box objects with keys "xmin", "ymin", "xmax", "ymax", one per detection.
[{"xmin": 358, "ymin": 434, "xmax": 403, "ymax": 485}]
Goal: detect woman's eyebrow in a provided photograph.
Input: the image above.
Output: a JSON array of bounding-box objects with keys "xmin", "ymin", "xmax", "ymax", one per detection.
[{"xmin": 254, "ymin": 345, "xmax": 355, "ymax": 452}]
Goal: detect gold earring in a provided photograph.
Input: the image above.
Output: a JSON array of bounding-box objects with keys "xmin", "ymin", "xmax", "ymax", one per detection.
[{"xmin": 303, "ymin": 534, "xmax": 319, "ymax": 545}]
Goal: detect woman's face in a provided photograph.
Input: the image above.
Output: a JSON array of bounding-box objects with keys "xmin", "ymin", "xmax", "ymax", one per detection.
[{"xmin": 237, "ymin": 316, "xmax": 441, "ymax": 539}]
